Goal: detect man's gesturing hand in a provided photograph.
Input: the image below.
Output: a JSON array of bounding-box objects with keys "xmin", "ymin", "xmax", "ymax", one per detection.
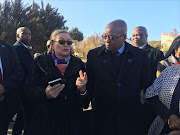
[{"xmin": 76, "ymin": 70, "xmax": 87, "ymax": 94}]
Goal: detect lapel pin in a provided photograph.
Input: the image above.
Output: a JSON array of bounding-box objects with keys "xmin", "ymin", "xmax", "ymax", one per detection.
[
  {"xmin": 103, "ymin": 59, "xmax": 107, "ymax": 63},
  {"xmin": 125, "ymin": 49, "xmax": 129, "ymax": 53},
  {"xmin": 128, "ymin": 59, "xmax": 132, "ymax": 63},
  {"xmin": 28, "ymin": 46, "xmax": 33, "ymax": 49}
]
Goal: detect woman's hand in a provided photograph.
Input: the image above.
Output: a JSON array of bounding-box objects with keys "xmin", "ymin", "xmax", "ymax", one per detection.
[
  {"xmin": 168, "ymin": 115, "xmax": 180, "ymax": 130},
  {"xmin": 0, "ymin": 84, "xmax": 5, "ymax": 102},
  {"xmin": 0, "ymin": 84, "xmax": 5, "ymax": 95},
  {"xmin": 168, "ymin": 130, "xmax": 180, "ymax": 135},
  {"xmin": 45, "ymin": 83, "xmax": 65, "ymax": 99},
  {"xmin": 76, "ymin": 70, "xmax": 87, "ymax": 94},
  {"xmin": 0, "ymin": 95, "xmax": 4, "ymax": 102}
]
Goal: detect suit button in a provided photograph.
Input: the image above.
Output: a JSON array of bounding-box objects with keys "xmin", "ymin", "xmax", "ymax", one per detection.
[
  {"xmin": 62, "ymin": 79, "xmax": 66, "ymax": 84},
  {"xmin": 128, "ymin": 59, "xmax": 132, "ymax": 63},
  {"xmin": 117, "ymin": 83, "xmax": 121, "ymax": 87},
  {"xmin": 103, "ymin": 60, "xmax": 107, "ymax": 63},
  {"xmin": 64, "ymin": 96, "xmax": 67, "ymax": 100}
]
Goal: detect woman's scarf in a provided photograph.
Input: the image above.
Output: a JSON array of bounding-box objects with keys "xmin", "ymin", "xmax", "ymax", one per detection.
[{"xmin": 51, "ymin": 53, "xmax": 71, "ymax": 75}]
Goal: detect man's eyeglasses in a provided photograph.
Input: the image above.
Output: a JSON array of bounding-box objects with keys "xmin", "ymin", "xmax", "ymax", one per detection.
[
  {"xmin": 53, "ymin": 40, "xmax": 73, "ymax": 46},
  {"xmin": 102, "ymin": 34, "xmax": 125, "ymax": 41}
]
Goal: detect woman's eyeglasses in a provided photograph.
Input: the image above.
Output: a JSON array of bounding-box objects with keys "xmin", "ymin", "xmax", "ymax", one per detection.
[{"xmin": 54, "ymin": 40, "xmax": 73, "ymax": 46}]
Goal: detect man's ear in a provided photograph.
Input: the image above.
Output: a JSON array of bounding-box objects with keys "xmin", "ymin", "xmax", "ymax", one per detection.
[
  {"xmin": 51, "ymin": 42, "xmax": 54, "ymax": 49},
  {"xmin": 16, "ymin": 34, "xmax": 19, "ymax": 39},
  {"xmin": 123, "ymin": 34, "xmax": 127, "ymax": 40},
  {"xmin": 50, "ymin": 41, "xmax": 53, "ymax": 46}
]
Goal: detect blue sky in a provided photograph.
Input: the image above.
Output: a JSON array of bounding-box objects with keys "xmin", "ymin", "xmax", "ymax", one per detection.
[{"xmin": 2, "ymin": 0, "xmax": 180, "ymax": 41}]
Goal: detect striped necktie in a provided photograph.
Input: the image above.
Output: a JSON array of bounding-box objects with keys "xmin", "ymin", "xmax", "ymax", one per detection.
[{"xmin": 114, "ymin": 51, "xmax": 119, "ymax": 56}]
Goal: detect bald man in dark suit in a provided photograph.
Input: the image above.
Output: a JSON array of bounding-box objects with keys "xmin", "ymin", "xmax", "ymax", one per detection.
[
  {"xmin": 86, "ymin": 20, "xmax": 151, "ymax": 135},
  {"xmin": 132, "ymin": 26, "xmax": 164, "ymax": 134},
  {"xmin": 13, "ymin": 27, "xmax": 33, "ymax": 135}
]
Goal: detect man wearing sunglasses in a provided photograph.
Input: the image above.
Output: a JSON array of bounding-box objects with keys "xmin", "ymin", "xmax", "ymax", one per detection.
[
  {"xmin": 86, "ymin": 19, "xmax": 151, "ymax": 135},
  {"xmin": 12, "ymin": 27, "xmax": 33, "ymax": 135}
]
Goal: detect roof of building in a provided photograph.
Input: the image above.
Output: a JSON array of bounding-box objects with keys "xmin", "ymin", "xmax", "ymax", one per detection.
[{"xmin": 161, "ymin": 33, "xmax": 180, "ymax": 36}]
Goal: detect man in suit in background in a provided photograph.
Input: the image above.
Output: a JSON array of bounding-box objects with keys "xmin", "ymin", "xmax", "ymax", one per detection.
[
  {"xmin": 86, "ymin": 19, "xmax": 151, "ymax": 135},
  {"xmin": 46, "ymin": 40, "xmax": 53, "ymax": 54},
  {"xmin": 0, "ymin": 40, "xmax": 24, "ymax": 135},
  {"xmin": 132, "ymin": 26, "xmax": 164, "ymax": 82},
  {"xmin": 13, "ymin": 27, "xmax": 33, "ymax": 135},
  {"xmin": 132, "ymin": 26, "xmax": 164, "ymax": 134}
]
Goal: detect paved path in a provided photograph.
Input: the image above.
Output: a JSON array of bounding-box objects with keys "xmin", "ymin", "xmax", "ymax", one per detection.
[{"xmin": 7, "ymin": 122, "xmax": 13, "ymax": 135}]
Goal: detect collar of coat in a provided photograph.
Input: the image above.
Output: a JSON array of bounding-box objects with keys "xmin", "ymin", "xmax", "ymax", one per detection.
[
  {"xmin": 14, "ymin": 41, "xmax": 32, "ymax": 49},
  {"xmin": 14, "ymin": 41, "xmax": 24, "ymax": 46},
  {"xmin": 35, "ymin": 54, "xmax": 82, "ymax": 79},
  {"xmin": 97, "ymin": 41, "xmax": 137, "ymax": 57},
  {"xmin": 142, "ymin": 44, "xmax": 156, "ymax": 51}
]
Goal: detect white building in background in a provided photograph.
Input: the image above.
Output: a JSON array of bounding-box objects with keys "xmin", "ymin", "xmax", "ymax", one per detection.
[
  {"xmin": 126, "ymin": 38, "xmax": 133, "ymax": 45},
  {"xmin": 161, "ymin": 33, "xmax": 180, "ymax": 48}
]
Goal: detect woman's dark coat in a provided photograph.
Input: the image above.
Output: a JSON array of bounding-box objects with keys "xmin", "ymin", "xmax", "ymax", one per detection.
[{"xmin": 25, "ymin": 54, "xmax": 86, "ymax": 135}]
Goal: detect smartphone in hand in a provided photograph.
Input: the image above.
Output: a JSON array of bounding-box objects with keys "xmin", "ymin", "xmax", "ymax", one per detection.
[{"xmin": 48, "ymin": 78, "xmax": 62, "ymax": 87}]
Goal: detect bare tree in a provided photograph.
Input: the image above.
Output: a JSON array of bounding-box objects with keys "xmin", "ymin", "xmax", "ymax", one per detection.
[{"xmin": 170, "ymin": 28, "xmax": 179, "ymax": 35}]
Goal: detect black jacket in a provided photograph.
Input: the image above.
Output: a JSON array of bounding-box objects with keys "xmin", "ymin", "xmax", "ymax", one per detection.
[
  {"xmin": 13, "ymin": 41, "xmax": 33, "ymax": 81},
  {"xmin": 0, "ymin": 40, "xmax": 24, "ymax": 95},
  {"xmin": 86, "ymin": 42, "xmax": 151, "ymax": 135},
  {"xmin": 141, "ymin": 44, "xmax": 164, "ymax": 134},
  {"xmin": 143, "ymin": 44, "xmax": 164, "ymax": 82},
  {"xmin": 0, "ymin": 40, "xmax": 24, "ymax": 131},
  {"xmin": 25, "ymin": 54, "xmax": 86, "ymax": 135}
]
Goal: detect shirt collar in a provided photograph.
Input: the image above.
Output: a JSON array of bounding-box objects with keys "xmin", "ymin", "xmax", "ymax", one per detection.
[
  {"xmin": 104, "ymin": 43, "xmax": 125, "ymax": 56},
  {"xmin": 0, "ymin": 57, "xmax": 3, "ymax": 80},
  {"xmin": 117, "ymin": 43, "xmax": 125, "ymax": 54},
  {"xmin": 139, "ymin": 43, "xmax": 147, "ymax": 49},
  {"xmin": 20, "ymin": 42, "xmax": 28, "ymax": 48},
  {"xmin": 98, "ymin": 42, "xmax": 136, "ymax": 57}
]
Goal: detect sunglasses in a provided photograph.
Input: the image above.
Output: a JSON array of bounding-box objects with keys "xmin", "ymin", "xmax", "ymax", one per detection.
[
  {"xmin": 54, "ymin": 40, "xmax": 73, "ymax": 46},
  {"xmin": 102, "ymin": 34, "xmax": 125, "ymax": 41}
]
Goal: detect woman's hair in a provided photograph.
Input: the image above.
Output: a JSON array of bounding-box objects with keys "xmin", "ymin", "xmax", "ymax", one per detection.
[
  {"xmin": 50, "ymin": 29, "xmax": 70, "ymax": 40},
  {"xmin": 164, "ymin": 35, "xmax": 180, "ymax": 59}
]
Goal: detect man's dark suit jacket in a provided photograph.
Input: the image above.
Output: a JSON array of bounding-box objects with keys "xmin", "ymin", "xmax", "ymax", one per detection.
[
  {"xmin": 142, "ymin": 44, "xmax": 164, "ymax": 134},
  {"xmin": 0, "ymin": 40, "xmax": 24, "ymax": 134},
  {"xmin": 142, "ymin": 44, "xmax": 164, "ymax": 83},
  {"xmin": 13, "ymin": 41, "xmax": 33, "ymax": 82},
  {"xmin": 86, "ymin": 41, "xmax": 151, "ymax": 135},
  {"xmin": 13, "ymin": 41, "xmax": 33, "ymax": 133}
]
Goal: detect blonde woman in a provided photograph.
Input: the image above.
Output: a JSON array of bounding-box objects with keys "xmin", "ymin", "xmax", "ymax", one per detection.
[{"xmin": 25, "ymin": 29, "xmax": 88, "ymax": 135}]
